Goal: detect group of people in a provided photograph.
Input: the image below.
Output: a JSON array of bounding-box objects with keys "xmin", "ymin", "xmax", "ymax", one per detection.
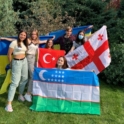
[{"xmin": 0, "ymin": 25, "xmax": 93, "ymax": 112}]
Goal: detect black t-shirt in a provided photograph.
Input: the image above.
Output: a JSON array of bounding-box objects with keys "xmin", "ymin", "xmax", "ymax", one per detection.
[{"xmin": 63, "ymin": 37, "xmax": 73, "ymax": 54}]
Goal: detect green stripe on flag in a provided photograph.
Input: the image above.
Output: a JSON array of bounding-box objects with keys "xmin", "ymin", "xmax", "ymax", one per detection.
[{"xmin": 30, "ymin": 96, "xmax": 100, "ymax": 115}]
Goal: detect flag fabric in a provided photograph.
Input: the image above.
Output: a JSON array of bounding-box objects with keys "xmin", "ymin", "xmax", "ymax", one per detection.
[
  {"xmin": 30, "ymin": 68, "xmax": 100, "ymax": 115},
  {"xmin": 0, "ymin": 40, "xmax": 11, "ymax": 74},
  {"xmin": 37, "ymin": 48, "xmax": 65, "ymax": 68},
  {"xmin": 0, "ymin": 69, "xmax": 11, "ymax": 94},
  {"xmin": 49, "ymin": 25, "xmax": 92, "ymax": 40},
  {"xmin": 65, "ymin": 26, "xmax": 111, "ymax": 74}
]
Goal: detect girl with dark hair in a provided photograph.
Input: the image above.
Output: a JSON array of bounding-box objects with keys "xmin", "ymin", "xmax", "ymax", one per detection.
[
  {"xmin": 56, "ymin": 56, "xmax": 68, "ymax": 69},
  {"xmin": 45, "ymin": 39, "xmax": 54, "ymax": 49},
  {"xmin": 69, "ymin": 30, "xmax": 87, "ymax": 52},
  {"xmin": 69, "ymin": 25, "xmax": 93, "ymax": 52},
  {"xmin": 5, "ymin": 31, "xmax": 28, "ymax": 112}
]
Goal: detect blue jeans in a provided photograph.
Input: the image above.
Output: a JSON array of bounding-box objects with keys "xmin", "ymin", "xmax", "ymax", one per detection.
[{"xmin": 8, "ymin": 58, "xmax": 28, "ymax": 101}]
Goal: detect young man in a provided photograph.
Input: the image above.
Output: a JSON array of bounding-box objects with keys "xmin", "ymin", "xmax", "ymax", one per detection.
[{"xmin": 54, "ymin": 26, "xmax": 76, "ymax": 54}]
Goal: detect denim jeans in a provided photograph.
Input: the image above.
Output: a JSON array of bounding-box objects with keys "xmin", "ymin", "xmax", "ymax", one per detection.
[{"xmin": 8, "ymin": 58, "xmax": 28, "ymax": 101}]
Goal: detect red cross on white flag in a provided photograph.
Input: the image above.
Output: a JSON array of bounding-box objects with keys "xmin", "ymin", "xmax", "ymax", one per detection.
[{"xmin": 65, "ymin": 25, "xmax": 111, "ymax": 74}]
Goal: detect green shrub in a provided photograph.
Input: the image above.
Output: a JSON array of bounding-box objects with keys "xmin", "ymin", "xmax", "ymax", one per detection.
[{"xmin": 100, "ymin": 43, "xmax": 124, "ymax": 85}]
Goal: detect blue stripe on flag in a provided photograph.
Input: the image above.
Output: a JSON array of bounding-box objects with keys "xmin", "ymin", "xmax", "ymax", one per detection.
[
  {"xmin": 0, "ymin": 40, "xmax": 11, "ymax": 55},
  {"xmin": 33, "ymin": 68, "xmax": 99, "ymax": 86},
  {"xmin": 49, "ymin": 25, "xmax": 92, "ymax": 40}
]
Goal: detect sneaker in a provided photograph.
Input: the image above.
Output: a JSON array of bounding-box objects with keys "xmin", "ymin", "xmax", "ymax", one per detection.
[
  {"xmin": 18, "ymin": 95, "xmax": 25, "ymax": 102},
  {"xmin": 5, "ymin": 104, "xmax": 13, "ymax": 112},
  {"xmin": 24, "ymin": 94, "xmax": 32, "ymax": 102}
]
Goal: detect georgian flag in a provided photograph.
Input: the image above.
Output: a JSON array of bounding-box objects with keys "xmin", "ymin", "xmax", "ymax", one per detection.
[
  {"xmin": 37, "ymin": 48, "xmax": 65, "ymax": 68},
  {"xmin": 65, "ymin": 26, "xmax": 111, "ymax": 74}
]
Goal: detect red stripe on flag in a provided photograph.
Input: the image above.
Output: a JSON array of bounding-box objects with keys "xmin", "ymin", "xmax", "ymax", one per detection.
[
  {"xmin": 93, "ymin": 40, "xmax": 109, "ymax": 72},
  {"xmin": 71, "ymin": 42, "xmax": 95, "ymax": 69}
]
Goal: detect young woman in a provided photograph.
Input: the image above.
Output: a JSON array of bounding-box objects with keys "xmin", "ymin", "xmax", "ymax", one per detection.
[
  {"xmin": 69, "ymin": 25, "xmax": 93, "ymax": 52},
  {"xmin": 69, "ymin": 30, "xmax": 86, "ymax": 52},
  {"xmin": 5, "ymin": 30, "xmax": 28, "ymax": 112},
  {"xmin": 45, "ymin": 39, "xmax": 54, "ymax": 49},
  {"xmin": 24, "ymin": 29, "xmax": 47, "ymax": 102},
  {"xmin": 56, "ymin": 56, "xmax": 68, "ymax": 69}
]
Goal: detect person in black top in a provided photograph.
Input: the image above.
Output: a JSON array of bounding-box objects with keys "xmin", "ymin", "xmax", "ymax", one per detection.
[{"xmin": 54, "ymin": 26, "xmax": 76, "ymax": 54}]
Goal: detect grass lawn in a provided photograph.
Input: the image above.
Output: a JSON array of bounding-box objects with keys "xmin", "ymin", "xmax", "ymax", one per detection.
[{"xmin": 0, "ymin": 75, "xmax": 124, "ymax": 124}]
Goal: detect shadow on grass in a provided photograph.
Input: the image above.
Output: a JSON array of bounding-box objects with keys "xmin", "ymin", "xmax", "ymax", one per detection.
[
  {"xmin": 0, "ymin": 93, "xmax": 7, "ymax": 107},
  {"xmin": 100, "ymin": 79, "xmax": 124, "ymax": 92}
]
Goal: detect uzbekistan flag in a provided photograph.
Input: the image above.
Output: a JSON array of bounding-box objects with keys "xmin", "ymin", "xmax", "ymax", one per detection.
[{"xmin": 30, "ymin": 68, "xmax": 100, "ymax": 115}]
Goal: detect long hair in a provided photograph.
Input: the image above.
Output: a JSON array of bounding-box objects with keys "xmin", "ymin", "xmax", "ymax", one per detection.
[
  {"xmin": 17, "ymin": 30, "xmax": 28, "ymax": 49},
  {"xmin": 45, "ymin": 39, "xmax": 54, "ymax": 49},
  {"xmin": 29, "ymin": 29, "xmax": 39, "ymax": 43},
  {"xmin": 75, "ymin": 30, "xmax": 85, "ymax": 45},
  {"xmin": 56, "ymin": 56, "xmax": 68, "ymax": 69}
]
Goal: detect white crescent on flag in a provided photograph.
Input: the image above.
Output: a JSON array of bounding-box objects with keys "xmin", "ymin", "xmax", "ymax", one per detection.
[
  {"xmin": 39, "ymin": 70, "xmax": 47, "ymax": 80},
  {"xmin": 43, "ymin": 53, "xmax": 55, "ymax": 63}
]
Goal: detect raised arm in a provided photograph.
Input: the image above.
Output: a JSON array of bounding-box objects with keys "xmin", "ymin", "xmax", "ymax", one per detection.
[
  {"xmin": 83, "ymin": 25, "xmax": 93, "ymax": 32},
  {"xmin": 38, "ymin": 35, "xmax": 55, "ymax": 44},
  {"xmin": 69, "ymin": 46, "xmax": 75, "ymax": 53},
  {"xmin": 39, "ymin": 40, "xmax": 47, "ymax": 44},
  {"xmin": 0, "ymin": 37, "xmax": 16, "ymax": 42}
]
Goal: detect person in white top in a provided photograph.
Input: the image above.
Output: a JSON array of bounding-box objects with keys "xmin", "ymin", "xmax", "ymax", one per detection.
[
  {"xmin": 4, "ymin": 30, "xmax": 28, "ymax": 112},
  {"xmin": 24, "ymin": 29, "xmax": 47, "ymax": 102}
]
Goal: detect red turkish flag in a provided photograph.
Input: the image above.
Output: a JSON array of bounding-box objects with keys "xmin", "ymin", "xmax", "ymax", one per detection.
[{"xmin": 37, "ymin": 48, "xmax": 65, "ymax": 68}]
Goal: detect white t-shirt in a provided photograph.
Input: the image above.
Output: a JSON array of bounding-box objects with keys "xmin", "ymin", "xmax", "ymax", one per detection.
[{"xmin": 9, "ymin": 40, "xmax": 27, "ymax": 55}]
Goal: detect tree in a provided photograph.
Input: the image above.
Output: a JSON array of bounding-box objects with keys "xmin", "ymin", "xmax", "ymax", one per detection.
[
  {"xmin": 0, "ymin": 0, "xmax": 18, "ymax": 36},
  {"xmin": 13, "ymin": 0, "xmax": 75, "ymax": 34},
  {"xmin": 50, "ymin": 0, "xmax": 117, "ymax": 31},
  {"xmin": 117, "ymin": 0, "xmax": 124, "ymax": 18}
]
